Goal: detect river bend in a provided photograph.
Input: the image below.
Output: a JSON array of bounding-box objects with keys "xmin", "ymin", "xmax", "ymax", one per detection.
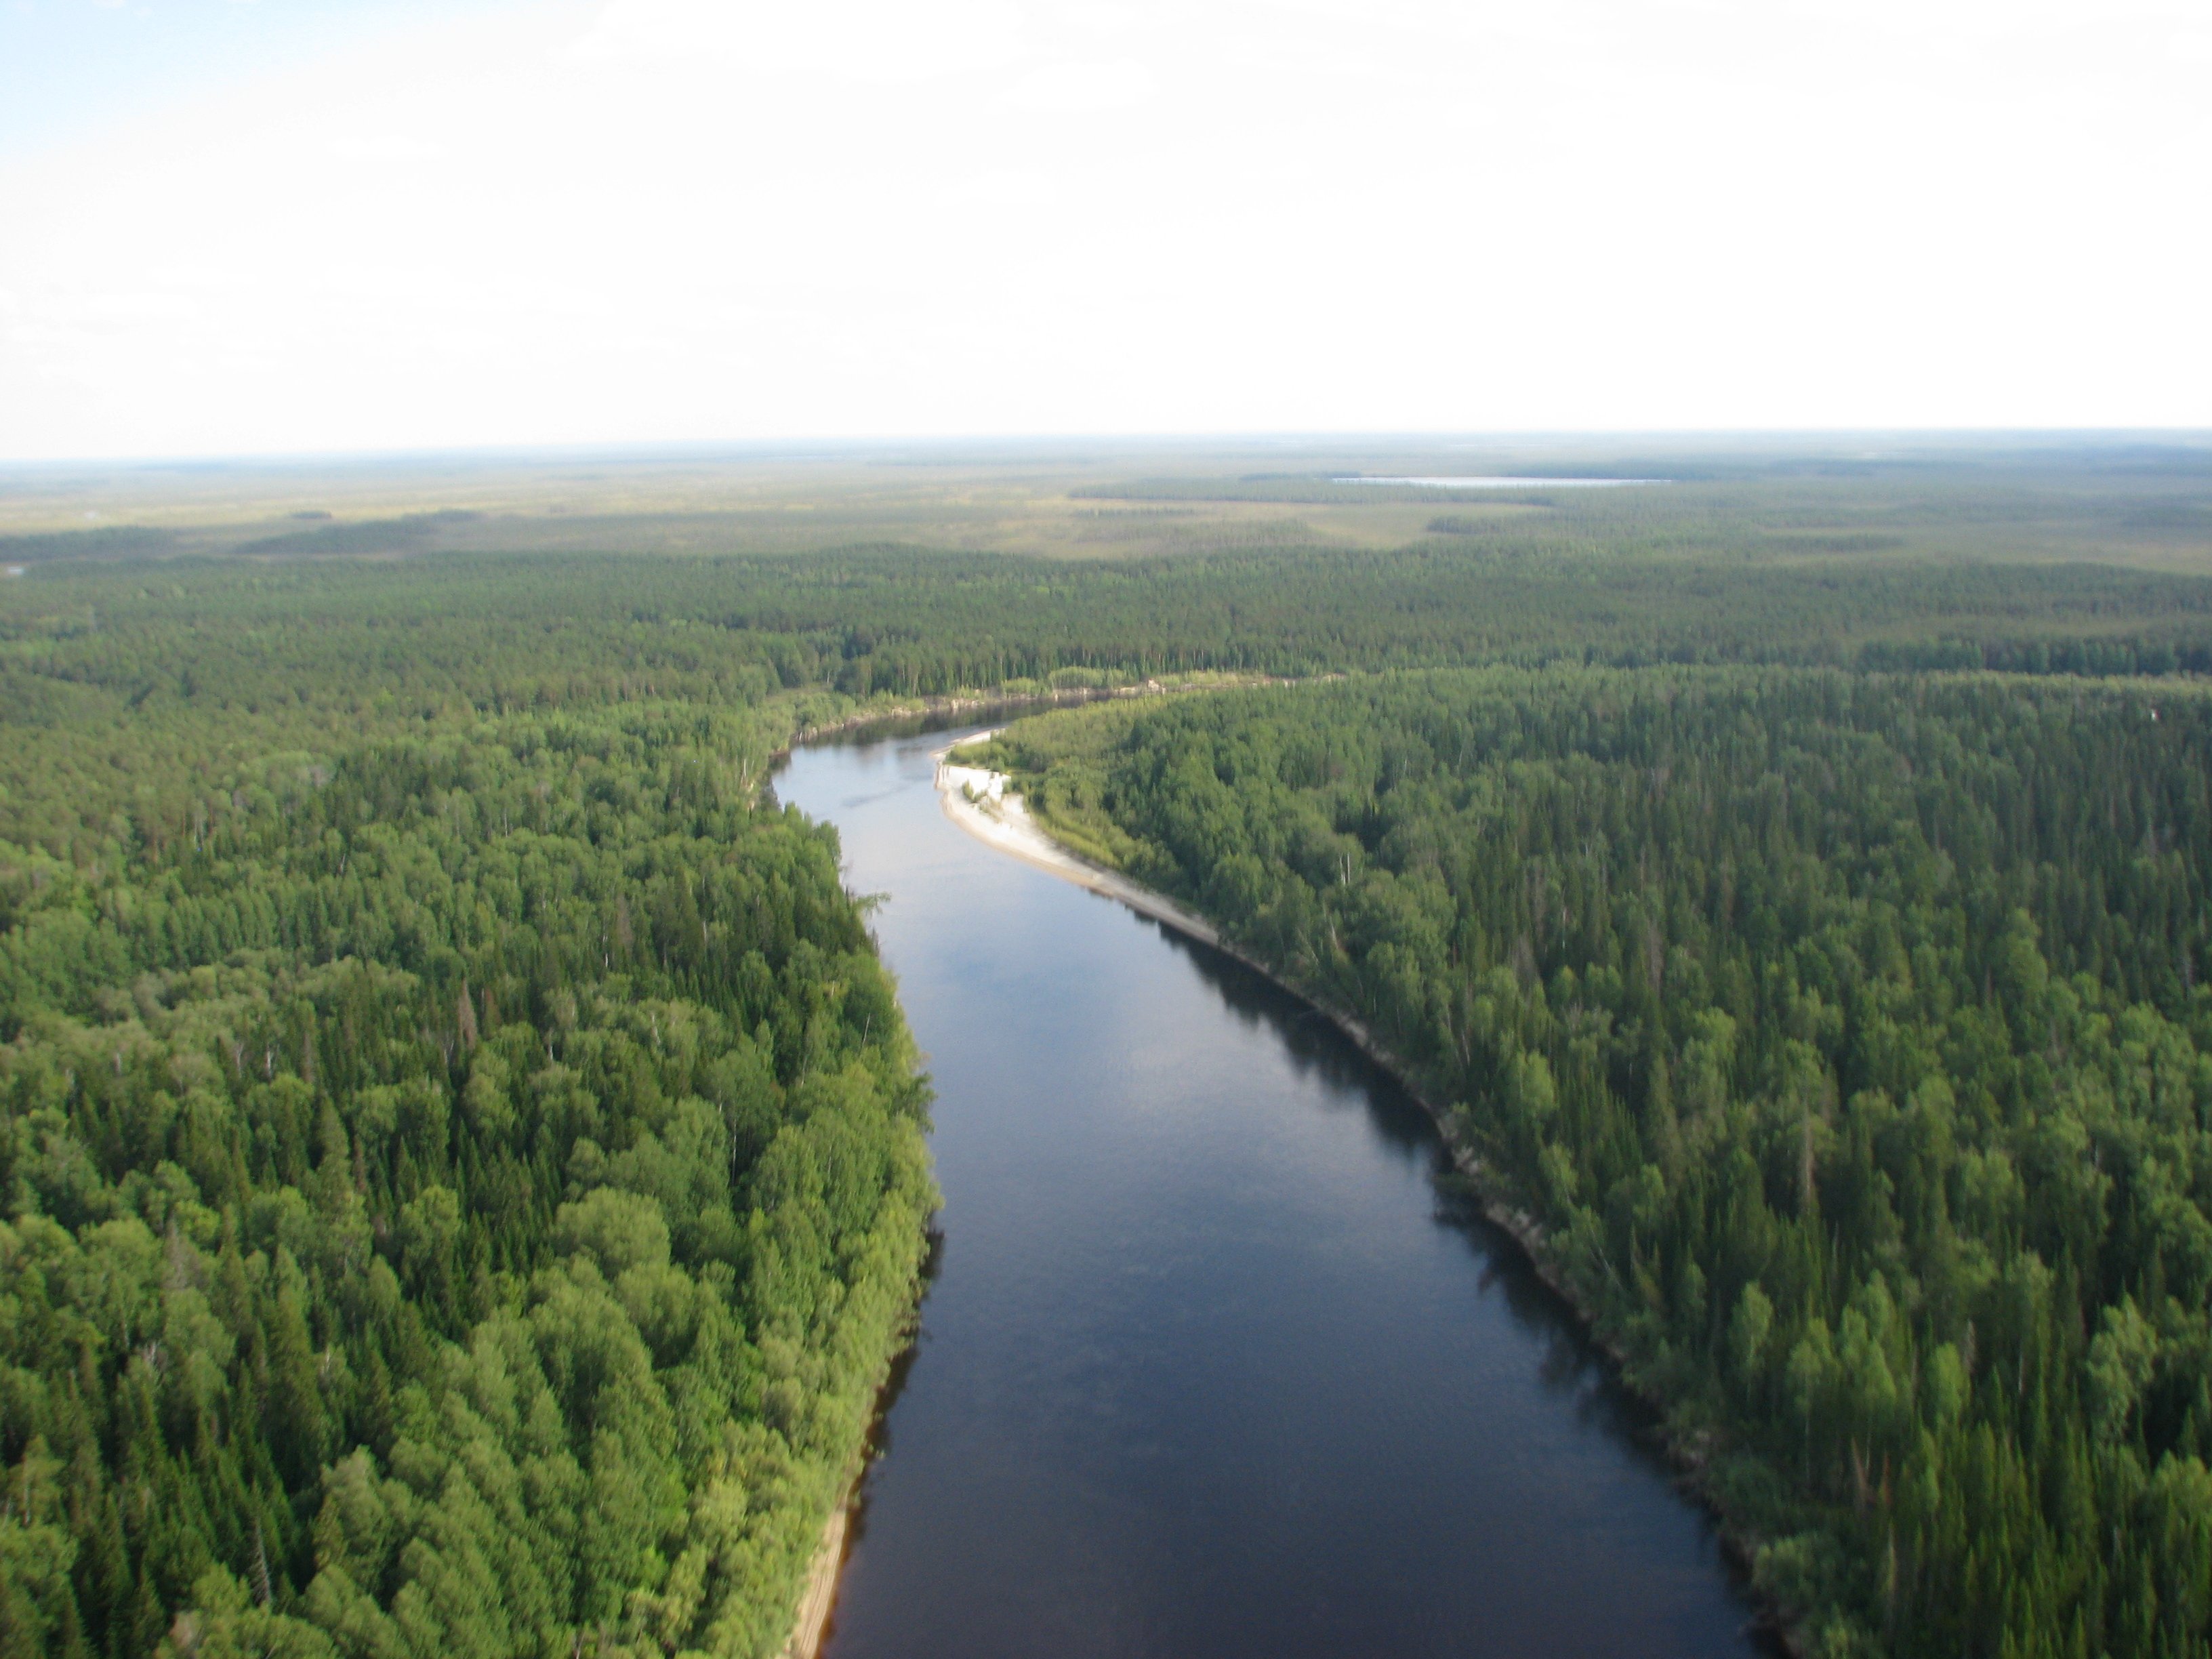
[{"xmin": 778, "ymin": 725, "xmax": 1764, "ymax": 1659}]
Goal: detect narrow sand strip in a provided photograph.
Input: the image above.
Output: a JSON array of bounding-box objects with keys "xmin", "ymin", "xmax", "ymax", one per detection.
[
  {"xmin": 782, "ymin": 1500, "xmax": 850, "ymax": 1659},
  {"xmin": 934, "ymin": 734, "xmax": 1221, "ymax": 948}
]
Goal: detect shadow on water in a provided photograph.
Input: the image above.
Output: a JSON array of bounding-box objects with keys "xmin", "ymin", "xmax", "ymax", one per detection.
[
  {"xmin": 815, "ymin": 1224, "xmax": 947, "ymax": 1656},
  {"xmin": 856, "ymin": 1225, "xmax": 949, "ymax": 1502},
  {"xmin": 1147, "ymin": 912, "xmax": 1778, "ymax": 1642}
]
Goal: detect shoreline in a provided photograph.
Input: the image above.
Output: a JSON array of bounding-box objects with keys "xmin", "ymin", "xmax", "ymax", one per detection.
[
  {"xmin": 774, "ymin": 671, "xmax": 1311, "ymax": 769},
  {"xmin": 778, "ymin": 1294, "xmax": 932, "ymax": 1659},
  {"xmin": 783, "ymin": 683, "xmax": 1149, "ymax": 758},
  {"xmin": 936, "ymin": 737, "xmax": 1223, "ymax": 946},
  {"xmin": 934, "ymin": 733, "xmax": 1554, "ymax": 1272},
  {"xmin": 770, "ymin": 716, "xmax": 1190, "ymax": 1659},
  {"xmin": 781, "ymin": 1500, "xmax": 851, "ymax": 1659},
  {"xmin": 931, "ymin": 735, "xmax": 1799, "ymax": 1658}
]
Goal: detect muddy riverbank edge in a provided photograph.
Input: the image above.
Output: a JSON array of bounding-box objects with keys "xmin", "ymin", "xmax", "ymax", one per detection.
[{"xmin": 933, "ymin": 735, "xmax": 1805, "ymax": 1659}]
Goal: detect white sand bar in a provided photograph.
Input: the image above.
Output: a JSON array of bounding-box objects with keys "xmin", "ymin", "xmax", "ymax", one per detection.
[{"xmin": 933, "ymin": 733, "xmax": 1221, "ymax": 948}]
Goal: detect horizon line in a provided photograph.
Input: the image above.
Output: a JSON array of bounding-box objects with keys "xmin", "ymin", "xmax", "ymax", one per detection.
[{"xmin": 5, "ymin": 425, "xmax": 2211, "ymax": 474}]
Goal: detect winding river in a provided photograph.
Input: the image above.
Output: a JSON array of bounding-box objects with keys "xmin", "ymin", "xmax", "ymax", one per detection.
[{"xmin": 777, "ymin": 724, "xmax": 1768, "ymax": 1659}]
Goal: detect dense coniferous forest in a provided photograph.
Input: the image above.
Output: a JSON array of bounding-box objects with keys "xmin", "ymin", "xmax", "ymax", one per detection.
[
  {"xmin": 0, "ymin": 703, "xmax": 935, "ymax": 1658},
  {"xmin": 977, "ymin": 670, "xmax": 2212, "ymax": 1658},
  {"xmin": 3, "ymin": 444, "xmax": 2212, "ymax": 1657}
]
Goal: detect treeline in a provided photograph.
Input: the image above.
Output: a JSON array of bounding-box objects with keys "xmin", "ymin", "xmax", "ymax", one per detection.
[
  {"xmin": 981, "ymin": 670, "xmax": 2212, "ymax": 1658},
  {"xmin": 9, "ymin": 546, "xmax": 2212, "ymax": 868},
  {"xmin": 0, "ymin": 705, "xmax": 935, "ymax": 1657},
  {"xmin": 1859, "ymin": 636, "xmax": 2212, "ymax": 679}
]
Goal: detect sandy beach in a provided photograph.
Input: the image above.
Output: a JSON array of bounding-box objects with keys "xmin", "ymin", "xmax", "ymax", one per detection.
[{"xmin": 933, "ymin": 733, "xmax": 1223, "ymax": 948}]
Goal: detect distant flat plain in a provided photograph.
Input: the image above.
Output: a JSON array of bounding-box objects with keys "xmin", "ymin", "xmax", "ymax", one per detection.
[{"xmin": 3, "ymin": 433, "xmax": 2209, "ymax": 573}]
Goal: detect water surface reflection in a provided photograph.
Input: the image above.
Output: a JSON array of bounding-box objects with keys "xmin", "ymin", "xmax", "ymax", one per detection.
[{"xmin": 780, "ymin": 727, "xmax": 1764, "ymax": 1659}]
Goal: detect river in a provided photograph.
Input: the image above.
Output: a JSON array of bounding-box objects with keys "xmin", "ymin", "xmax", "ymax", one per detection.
[{"xmin": 777, "ymin": 723, "xmax": 1768, "ymax": 1659}]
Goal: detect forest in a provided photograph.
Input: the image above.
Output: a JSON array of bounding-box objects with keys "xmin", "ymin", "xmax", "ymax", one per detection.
[
  {"xmin": 0, "ymin": 556, "xmax": 945, "ymax": 1659},
  {"xmin": 0, "ymin": 699, "xmax": 937, "ymax": 1659},
  {"xmin": 974, "ymin": 668, "xmax": 2212, "ymax": 1658},
  {"xmin": 3, "ymin": 440, "xmax": 2212, "ymax": 1656}
]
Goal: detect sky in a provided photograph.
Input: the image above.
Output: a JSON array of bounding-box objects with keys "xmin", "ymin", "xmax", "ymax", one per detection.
[{"xmin": 1, "ymin": 0, "xmax": 2207, "ymax": 461}]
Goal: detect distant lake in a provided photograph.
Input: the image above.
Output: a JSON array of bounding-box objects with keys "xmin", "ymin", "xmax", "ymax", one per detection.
[
  {"xmin": 779, "ymin": 724, "xmax": 1768, "ymax": 1659},
  {"xmin": 1338, "ymin": 476, "xmax": 1667, "ymax": 489}
]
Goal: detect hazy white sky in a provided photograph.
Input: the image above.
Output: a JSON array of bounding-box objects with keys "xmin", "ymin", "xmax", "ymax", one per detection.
[{"xmin": 1, "ymin": 0, "xmax": 2207, "ymax": 460}]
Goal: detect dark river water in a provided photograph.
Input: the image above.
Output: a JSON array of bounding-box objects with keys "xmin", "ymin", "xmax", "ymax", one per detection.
[{"xmin": 778, "ymin": 726, "xmax": 1766, "ymax": 1659}]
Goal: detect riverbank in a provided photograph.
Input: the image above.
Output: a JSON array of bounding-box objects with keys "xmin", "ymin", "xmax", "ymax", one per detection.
[
  {"xmin": 779, "ymin": 1271, "xmax": 936, "ymax": 1659},
  {"xmin": 779, "ymin": 671, "xmax": 1307, "ymax": 762},
  {"xmin": 764, "ymin": 704, "xmax": 1185, "ymax": 1659},
  {"xmin": 931, "ymin": 738, "xmax": 1798, "ymax": 1658},
  {"xmin": 934, "ymin": 733, "xmax": 1538, "ymax": 1239},
  {"xmin": 783, "ymin": 1502, "xmax": 851, "ymax": 1659},
  {"xmin": 937, "ymin": 735, "xmax": 1223, "ymax": 945},
  {"xmin": 787, "ymin": 686, "xmax": 1147, "ymax": 756}
]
